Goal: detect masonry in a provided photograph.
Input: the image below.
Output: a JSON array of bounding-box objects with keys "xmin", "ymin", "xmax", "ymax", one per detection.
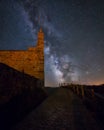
[{"xmin": 0, "ymin": 28, "xmax": 44, "ymax": 80}]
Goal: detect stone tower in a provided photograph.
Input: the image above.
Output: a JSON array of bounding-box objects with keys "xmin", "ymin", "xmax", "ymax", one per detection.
[{"xmin": 37, "ymin": 28, "xmax": 44, "ymax": 80}]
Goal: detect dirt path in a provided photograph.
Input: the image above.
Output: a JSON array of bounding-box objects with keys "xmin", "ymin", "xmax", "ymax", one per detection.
[{"xmin": 11, "ymin": 88, "xmax": 103, "ymax": 130}]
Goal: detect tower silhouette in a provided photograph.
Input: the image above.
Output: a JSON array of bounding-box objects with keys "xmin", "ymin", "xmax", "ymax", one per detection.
[{"xmin": 37, "ymin": 28, "xmax": 44, "ymax": 79}]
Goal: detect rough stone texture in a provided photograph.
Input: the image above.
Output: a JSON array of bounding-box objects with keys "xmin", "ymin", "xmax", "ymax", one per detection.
[
  {"xmin": 11, "ymin": 88, "xmax": 103, "ymax": 130},
  {"xmin": 0, "ymin": 29, "xmax": 44, "ymax": 80}
]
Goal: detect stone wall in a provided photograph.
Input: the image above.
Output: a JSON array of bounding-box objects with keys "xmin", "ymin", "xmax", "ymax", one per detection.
[{"xmin": 0, "ymin": 29, "xmax": 44, "ymax": 80}]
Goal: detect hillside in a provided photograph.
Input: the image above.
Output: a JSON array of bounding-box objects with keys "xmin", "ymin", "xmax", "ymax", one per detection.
[{"xmin": 0, "ymin": 63, "xmax": 47, "ymax": 129}]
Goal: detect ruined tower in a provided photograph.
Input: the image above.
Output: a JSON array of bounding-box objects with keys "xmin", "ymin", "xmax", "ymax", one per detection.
[
  {"xmin": 0, "ymin": 29, "xmax": 44, "ymax": 80},
  {"xmin": 36, "ymin": 28, "xmax": 44, "ymax": 79}
]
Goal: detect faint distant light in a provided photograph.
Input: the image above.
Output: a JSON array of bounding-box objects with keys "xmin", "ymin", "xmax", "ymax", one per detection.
[
  {"xmin": 86, "ymin": 71, "xmax": 90, "ymax": 75},
  {"xmin": 54, "ymin": 66, "xmax": 64, "ymax": 83},
  {"xmin": 55, "ymin": 69, "xmax": 62, "ymax": 77},
  {"xmin": 63, "ymin": 63, "xmax": 69, "ymax": 69},
  {"xmin": 71, "ymin": 72, "xmax": 79, "ymax": 82},
  {"xmin": 44, "ymin": 46, "xmax": 50, "ymax": 55}
]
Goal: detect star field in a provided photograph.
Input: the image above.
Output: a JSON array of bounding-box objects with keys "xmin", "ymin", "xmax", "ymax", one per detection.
[{"xmin": 0, "ymin": 0, "xmax": 104, "ymax": 86}]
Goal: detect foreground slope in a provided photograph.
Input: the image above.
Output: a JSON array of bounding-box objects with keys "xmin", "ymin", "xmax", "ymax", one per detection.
[{"xmin": 0, "ymin": 63, "xmax": 47, "ymax": 129}]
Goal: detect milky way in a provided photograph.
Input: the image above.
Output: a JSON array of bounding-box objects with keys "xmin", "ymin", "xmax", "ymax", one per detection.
[{"xmin": 0, "ymin": 0, "xmax": 104, "ymax": 86}]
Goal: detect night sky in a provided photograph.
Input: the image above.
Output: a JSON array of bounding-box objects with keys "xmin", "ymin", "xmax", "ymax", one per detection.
[{"xmin": 0, "ymin": 0, "xmax": 104, "ymax": 86}]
